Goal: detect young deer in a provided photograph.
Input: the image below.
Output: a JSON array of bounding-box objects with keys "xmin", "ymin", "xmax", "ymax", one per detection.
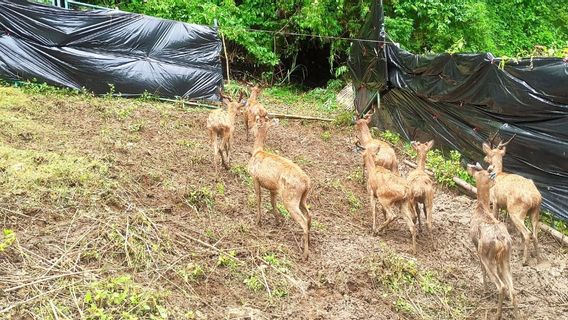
[
  {"xmin": 408, "ymin": 140, "xmax": 435, "ymax": 240},
  {"xmin": 248, "ymin": 116, "xmax": 312, "ymax": 260},
  {"xmin": 359, "ymin": 142, "xmax": 417, "ymax": 254},
  {"xmin": 482, "ymin": 136, "xmax": 541, "ymax": 265},
  {"xmin": 244, "ymin": 86, "xmax": 268, "ymax": 141},
  {"xmin": 467, "ymin": 163, "xmax": 519, "ymax": 320},
  {"xmin": 206, "ymin": 92, "xmax": 244, "ymax": 176},
  {"xmin": 354, "ymin": 110, "xmax": 399, "ymax": 174}
]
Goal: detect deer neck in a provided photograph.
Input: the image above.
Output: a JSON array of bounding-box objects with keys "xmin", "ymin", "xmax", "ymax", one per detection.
[
  {"xmin": 492, "ymin": 157, "xmax": 504, "ymax": 174},
  {"xmin": 363, "ymin": 152, "xmax": 377, "ymax": 175},
  {"xmin": 252, "ymin": 126, "xmax": 267, "ymax": 155},
  {"xmin": 358, "ymin": 124, "xmax": 373, "ymax": 144},
  {"xmin": 475, "ymin": 179, "xmax": 492, "ymax": 215},
  {"xmin": 227, "ymin": 107, "xmax": 239, "ymax": 123},
  {"xmin": 417, "ymin": 152, "xmax": 427, "ymax": 170}
]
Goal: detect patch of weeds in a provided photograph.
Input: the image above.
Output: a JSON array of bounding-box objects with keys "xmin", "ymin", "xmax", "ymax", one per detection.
[
  {"xmin": 263, "ymin": 252, "xmax": 291, "ymax": 272},
  {"xmin": 348, "ymin": 168, "xmax": 365, "ymax": 185},
  {"xmin": 0, "ymin": 229, "xmax": 16, "ymax": 252},
  {"xmin": 247, "ymin": 193, "xmax": 256, "ymax": 208},
  {"xmin": 176, "ymin": 262, "xmax": 206, "ymax": 282},
  {"xmin": 185, "ymin": 186, "xmax": 214, "ymax": 212},
  {"xmin": 243, "ymin": 274, "xmax": 263, "ymax": 292},
  {"xmin": 333, "ymin": 111, "xmax": 354, "ymax": 127},
  {"xmin": 346, "ymin": 190, "xmax": 363, "ymax": 213},
  {"xmin": 139, "ymin": 90, "xmax": 159, "ymax": 101},
  {"xmin": 230, "ymin": 164, "xmax": 252, "ymax": 187},
  {"xmin": 204, "ymin": 229, "xmax": 216, "ymax": 240},
  {"xmin": 84, "ymin": 275, "xmax": 168, "ymax": 319},
  {"xmin": 376, "ymin": 129, "xmax": 401, "ymax": 145},
  {"xmin": 128, "ymin": 121, "xmax": 145, "ymax": 132},
  {"xmin": 540, "ymin": 211, "xmax": 568, "ymax": 236},
  {"xmin": 294, "ymin": 155, "xmax": 312, "ymax": 166},
  {"xmin": 177, "ymin": 139, "xmax": 197, "ymax": 149},
  {"xmin": 277, "ymin": 203, "xmax": 290, "ymax": 218},
  {"xmin": 394, "ymin": 297, "xmax": 414, "ymax": 314},
  {"xmin": 321, "ymin": 130, "xmax": 332, "ymax": 142},
  {"xmin": 311, "ymin": 219, "xmax": 326, "ymax": 231},
  {"xmin": 217, "ymin": 250, "xmax": 239, "ymax": 272},
  {"xmin": 216, "ymin": 182, "xmax": 225, "ymax": 196},
  {"xmin": 368, "ymin": 246, "xmax": 466, "ymax": 319},
  {"xmin": 0, "ymin": 145, "xmax": 113, "ymax": 206},
  {"xmin": 426, "ymin": 149, "xmax": 473, "ymax": 187},
  {"xmin": 273, "ymin": 288, "xmax": 289, "ymax": 298}
]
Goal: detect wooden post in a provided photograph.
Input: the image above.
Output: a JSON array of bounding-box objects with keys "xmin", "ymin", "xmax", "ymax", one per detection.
[{"xmin": 221, "ymin": 32, "xmax": 231, "ymax": 84}]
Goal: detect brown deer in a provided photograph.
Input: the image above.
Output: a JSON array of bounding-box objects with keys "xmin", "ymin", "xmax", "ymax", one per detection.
[
  {"xmin": 206, "ymin": 91, "xmax": 244, "ymax": 176},
  {"xmin": 467, "ymin": 163, "xmax": 519, "ymax": 320},
  {"xmin": 482, "ymin": 135, "xmax": 541, "ymax": 265},
  {"xmin": 408, "ymin": 140, "xmax": 435, "ymax": 240},
  {"xmin": 354, "ymin": 109, "xmax": 399, "ymax": 174},
  {"xmin": 248, "ymin": 116, "xmax": 312, "ymax": 260},
  {"xmin": 244, "ymin": 86, "xmax": 268, "ymax": 141},
  {"xmin": 358, "ymin": 142, "xmax": 417, "ymax": 254}
]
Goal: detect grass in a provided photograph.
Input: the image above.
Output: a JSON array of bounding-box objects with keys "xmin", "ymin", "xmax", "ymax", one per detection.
[
  {"xmin": 368, "ymin": 245, "xmax": 468, "ymax": 319},
  {"xmin": 0, "ymin": 145, "xmax": 114, "ymax": 206}
]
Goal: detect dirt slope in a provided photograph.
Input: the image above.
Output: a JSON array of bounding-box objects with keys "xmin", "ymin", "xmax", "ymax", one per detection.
[{"xmin": 0, "ymin": 87, "xmax": 566, "ymax": 319}]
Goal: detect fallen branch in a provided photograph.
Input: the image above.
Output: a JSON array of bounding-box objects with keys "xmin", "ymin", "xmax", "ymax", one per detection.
[
  {"xmin": 5, "ymin": 270, "xmax": 95, "ymax": 293},
  {"xmin": 453, "ymin": 176, "xmax": 477, "ymax": 196},
  {"xmin": 268, "ymin": 112, "xmax": 333, "ymax": 122}
]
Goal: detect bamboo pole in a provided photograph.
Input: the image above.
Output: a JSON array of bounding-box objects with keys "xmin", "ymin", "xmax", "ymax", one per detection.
[
  {"xmin": 403, "ymin": 160, "xmax": 435, "ymax": 177},
  {"xmin": 221, "ymin": 32, "xmax": 231, "ymax": 84},
  {"xmin": 268, "ymin": 112, "xmax": 334, "ymax": 122}
]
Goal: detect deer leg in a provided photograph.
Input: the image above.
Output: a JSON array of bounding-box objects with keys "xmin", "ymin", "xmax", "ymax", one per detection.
[
  {"xmin": 529, "ymin": 206, "xmax": 541, "ymax": 262},
  {"xmin": 425, "ymin": 194, "xmax": 434, "ymax": 242},
  {"xmin": 254, "ymin": 179, "xmax": 262, "ymax": 225},
  {"xmin": 220, "ymin": 133, "xmax": 230, "ymax": 169},
  {"xmin": 378, "ymin": 203, "xmax": 398, "ymax": 232},
  {"xmin": 210, "ymin": 131, "xmax": 219, "ymax": 177},
  {"xmin": 415, "ymin": 202, "xmax": 422, "ymax": 233},
  {"xmin": 402, "ymin": 201, "xmax": 417, "ymax": 254},
  {"xmin": 284, "ymin": 196, "xmax": 309, "ymax": 261},
  {"xmin": 509, "ymin": 212, "xmax": 531, "ymax": 266},
  {"xmin": 370, "ymin": 192, "xmax": 377, "ymax": 233},
  {"xmin": 270, "ymin": 191, "xmax": 281, "ymax": 222},
  {"xmin": 299, "ymin": 189, "xmax": 311, "ymax": 245},
  {"xmin": 502, "ymin": 256, "xmax": 520, "ymax": 319}
]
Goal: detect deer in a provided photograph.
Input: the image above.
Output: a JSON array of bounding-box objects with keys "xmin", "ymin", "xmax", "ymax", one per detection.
[
  {"xmin": 357, "ymin": 141, "xmax": 417, "ymax": 254},
  {"xmin": 354, "ymin": 108, "xmax": 399, "ymax": 174},
  {"xmin": 248, "ymin": 116, "xmax": 312, "ymax": 260},
  {"xmin": 482, "ymin": 134, "xmax": 541, "ymax": 266},
  {"xmin": 206, "ymin": 90, "xmax": 244, "ymax": 176},
  {"xmin": 244, "ymin": 86, "xmax": 268, "ymax": 141},
  {"xmin": 467, "ymin": 163, "xmax": 519, "ymax": 320},
  {"xmin": 407, "ymin": 140, "xmax": 435, "ymax": 240}
]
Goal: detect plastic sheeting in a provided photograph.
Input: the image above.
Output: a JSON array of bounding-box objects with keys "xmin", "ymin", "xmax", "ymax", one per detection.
[
  {"xmin": 349, "ymin": 1, "xmax": 568, "ymax": 220},
  {"xmin": 0, "ymin": 0, "xmax": 223, "ymax": 101}
]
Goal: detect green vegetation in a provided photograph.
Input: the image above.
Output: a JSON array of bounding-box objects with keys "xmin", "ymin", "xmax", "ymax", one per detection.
[
  {"xmin": 368, "ymin": 246, "xmax": 467, "ymax": 319},
  {"xmin": 86, "ymin": 0, "xmax": 566, "ymax": 84},
  {"xmin": 0, "ymin": 145, "xmax": 113, "ymax": 206},
  {"xmin": 0, "ymin": 229, "xmax": 16, "ymax": 252},
  {"xmin": 184, "ymin": 186, "xmax": 215, "ymax": 212},
  {"xmin": 84, "ymin": 275, "xmax": 168, "ymax": 319}
]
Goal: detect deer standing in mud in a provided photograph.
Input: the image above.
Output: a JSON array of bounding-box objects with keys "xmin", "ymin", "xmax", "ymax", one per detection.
[
  {"xmin": 358, "ymin": 142, "xmax": 417, "ymax": 254},
  {"xmin": 206, "ymin": 91, "xmax": 244, "ymax": 176},
  {"xmin": 408, "ymin": 140, "xmax": 435, "ymax": 241},
  {"xmin": 244, "ymin": 86, "xmax": 268, "ymax": 141},
  {"xmin": 467, "ymin": 163, "xmax": 519, "ymax": 320},
  {"xmin": 482, "ymin": 135, "xmax": 541, "ymax": 265},
  {"xmin": 248, "ymin": 116, "xmax": 312, "ymax": 260},
  {"xmin": 354, "ymin": 109, "xmax": 399, "ymax": 174}
]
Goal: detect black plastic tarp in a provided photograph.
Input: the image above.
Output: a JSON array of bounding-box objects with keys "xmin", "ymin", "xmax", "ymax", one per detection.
[
  {"xmin": 349, "ymin": 1, "xmax": 568, "ymax": 220},
  {"xmin": 0, "ymin": 0, "xmax": 223, "ymax": 101}
]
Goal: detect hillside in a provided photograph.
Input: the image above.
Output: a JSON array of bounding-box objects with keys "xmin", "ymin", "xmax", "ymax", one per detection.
[{"xmin": 0, "ymin": 86, "xmax": 566, "ymax": 319}]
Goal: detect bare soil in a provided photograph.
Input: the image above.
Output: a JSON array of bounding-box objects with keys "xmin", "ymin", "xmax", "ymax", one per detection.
[{"xmin": 0, "ymin": 89, "xmax": 566, "ymax": 319}]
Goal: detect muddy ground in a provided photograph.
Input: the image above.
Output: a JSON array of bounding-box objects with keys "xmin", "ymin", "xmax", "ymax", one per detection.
[{"xmin": 0, "ymin": 88, "xmax": 566, "ymax": 319}]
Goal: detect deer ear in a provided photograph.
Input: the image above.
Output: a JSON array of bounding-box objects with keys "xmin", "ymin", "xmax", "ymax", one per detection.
[
  {"xmin": 426, "ymin": 140, "xmax": 434, "ymax": 150},
  {"xmin": 482, "ymin": 142, "xmax": 491, "ymax": 154},
  {"xmin": 222, "ymin": 98, "xmax": 231, "ymax": 106}
]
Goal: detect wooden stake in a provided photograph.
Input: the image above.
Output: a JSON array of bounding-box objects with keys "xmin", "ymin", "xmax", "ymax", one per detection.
[{"xmin": 221, "ymin": 32, "xmax": 230, "ymax": 84}]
